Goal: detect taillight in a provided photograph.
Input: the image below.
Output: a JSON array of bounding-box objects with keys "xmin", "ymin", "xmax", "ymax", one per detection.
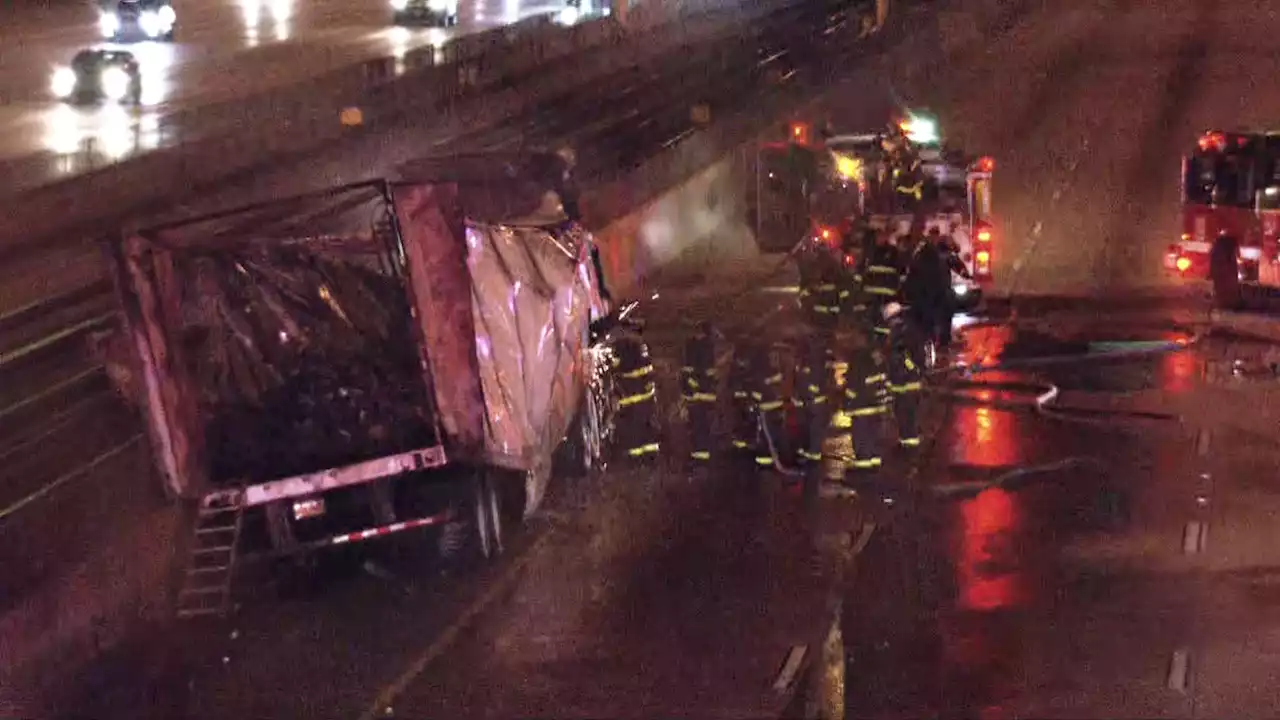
[
  {"xmin": 1175, "ymin": 255, "xmax": 1192, "ymax": 273},
  {"xmin": 974, "ymin": 222, "xmax": 993, "ymax": 244},
  {"xmin": 974, "ymin": 249, "xmax": 991, "ymax": 277}
]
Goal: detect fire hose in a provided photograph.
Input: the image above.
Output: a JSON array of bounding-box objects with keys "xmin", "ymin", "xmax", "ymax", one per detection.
[{"xmin": 750, "ymin": 321, "xmax": 1202, "ymax": 488}]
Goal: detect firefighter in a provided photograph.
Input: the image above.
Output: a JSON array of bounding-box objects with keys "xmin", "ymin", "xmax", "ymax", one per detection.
[
  {"xmin": 612, "ymin": 334, "xmax": 660, "ymax": 461},
  {"xmin": 799, "ymin": 239, "xmax": 842, "ymax": 328},
  {"xmin": 728, "ymin": 346, "xmax": 758, "ymax": 459},
  {"xmin": 884, "ymin": 303, "xmax": 924, "ymax": 451},
  {"xmin": 903, "ymin": 228, "xmax": 950, "ymax": 349},
  {"xmin": 681, "ymin": 321, "xmax": 718, "ymax": 466},
  {"xmin": 843, "ymin": 336, "xmax": 888, "ymax": 482},
  {"xmin": 935, "ymin": 227, "xmax": 971, "ymax": 350},
  {"xmin": 747, "ymin": 340, "xmax": 787, "ymax": 470},
  {"xmin": 837, "ymin": 232, "xmax": 866, "ymax": 319},
  {"xmin": 796, "ymin": 339, "xmax": 836, "ymax": 494},
  {"xmin": 860, "ymin": 230, "xmax": 903, "ymax": 339}
]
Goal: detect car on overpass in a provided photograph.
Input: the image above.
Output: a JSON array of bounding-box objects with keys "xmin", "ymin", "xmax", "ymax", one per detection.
[
  {"xmin": 98, "ymin": 0, "xmax": 176, "ymax": 42},
  {"xmin": 51, "ymin": 50, "xmax": 144, "ymax": 106},
  {"xmin": 555, "ymin": 0, "xmax": 611, "ymax": 25},
  {"xmin": 390, "ymin": 0, "xmax": 459, "ymax": 27}
]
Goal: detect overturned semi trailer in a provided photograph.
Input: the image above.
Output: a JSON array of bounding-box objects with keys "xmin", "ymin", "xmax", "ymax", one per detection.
[{"xmin": 106, "ymin": 169, "xmax": 608, "ymax": 574}]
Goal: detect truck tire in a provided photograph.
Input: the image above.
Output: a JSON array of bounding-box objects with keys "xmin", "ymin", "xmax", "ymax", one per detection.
[
  {"xmin": 438, "ymin": 472, "xmax": 503, "ymax": 564},
  {"xmin": 1210, "ymin": 236, "xmax": 1242, "ymax": 310}
]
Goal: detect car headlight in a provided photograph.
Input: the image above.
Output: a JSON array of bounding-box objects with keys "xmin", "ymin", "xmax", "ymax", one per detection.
[
  {"xmin": 140, "ymin": 10, "xmax": 162, "ymax": 36},
  {"xmin": 952, "ymin": 283, "xmax": 969, "ymax": 297},
  {"xmin": 557, "ymin": 5, "xmax": 580, "ymax": 24},
  {"xmin": 427, "ymin": 0, "xmax": 449, "ymax": 11},
  {"xmin": 390, "ymin": 0, "xmax": 408, "ymax": 10},
  {"xmin": 51, "ymin": 67, "xmax": 77, "ymax": 98},
  {"xmin": 99, "ymin": 11, "xmax": 120, "ymax": 37},
  {"xmin": 158, "ymin": 5, "xmax": 176, "ymax": 26},
  {"xmin": 102, "ymin": 67, "xmax": 131, "ymax": 101}
]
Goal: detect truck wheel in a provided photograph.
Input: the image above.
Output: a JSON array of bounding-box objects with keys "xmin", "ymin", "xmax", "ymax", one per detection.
[
  {"xmin": 437, "ymin": 472, "xmax": 503, "ymax": 564},
  {"xmin": 1210, "ymin": 237, "xmax": 1242, "ymax": 310}
]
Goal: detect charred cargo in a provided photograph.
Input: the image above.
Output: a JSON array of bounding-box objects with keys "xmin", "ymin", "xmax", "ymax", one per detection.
[{"xmin": 105, "ymin": 166, "xmax": 610, "ymax": 574}]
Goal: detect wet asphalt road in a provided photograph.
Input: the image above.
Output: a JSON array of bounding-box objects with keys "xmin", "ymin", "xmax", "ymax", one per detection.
[{"xmin": 59, "ymin": 290, "xmax": 1280, "ymax": 720}]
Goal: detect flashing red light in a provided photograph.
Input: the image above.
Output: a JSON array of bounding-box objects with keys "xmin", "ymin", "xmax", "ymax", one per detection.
[
  {"xmin": 844, "ymin": 253, "xmax": 855, "ymax": 266},
  {"xmin": 975, "ymin": 156, "xmax": 995, "ymax": 173},
  {"xmin": 790, "ymin": 122, "xmax": 811, "ymax": 145},
  {"xmin": 1175, "ymin": 255, "xmax": 1192, "ymax": 273},
  {"xmin": 976, "ymin": 228, "xmax": 992, "ymax": 243},
  {"xmin": 976, "ymin": 249, "xmax": 991, "ymax": 264},
  {"xmin": 820, "ymin": 227, "xmax": 833, "ymax": 240},
  {"xmin": 1198, "ymin": 132, "xmax": 1226, "ymax": 152}
]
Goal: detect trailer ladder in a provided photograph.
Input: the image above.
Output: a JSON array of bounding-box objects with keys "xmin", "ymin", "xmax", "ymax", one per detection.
[{"xmin": 176, "ymin": 497, "xmax": 244, "ymax": 619}]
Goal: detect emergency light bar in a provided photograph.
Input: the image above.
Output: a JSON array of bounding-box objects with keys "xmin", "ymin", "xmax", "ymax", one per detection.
[{"xmin": 899, "ymin": 115, "xmax": 938, "ymax": 144}]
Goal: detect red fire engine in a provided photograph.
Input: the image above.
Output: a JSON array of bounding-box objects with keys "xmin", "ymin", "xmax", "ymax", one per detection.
[
  {"xmin": 1167, "ymin": 129, "xmax": 1280, "ymax": 305},
  {"xmin": 754, "ymin": 120, "xmax": 997, "ymax": 298}
]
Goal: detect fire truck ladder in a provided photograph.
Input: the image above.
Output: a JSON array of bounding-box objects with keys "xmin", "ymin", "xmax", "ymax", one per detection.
[{"xmin": 175, "ymin": 495, "xmax": 244, "ymax": 619}]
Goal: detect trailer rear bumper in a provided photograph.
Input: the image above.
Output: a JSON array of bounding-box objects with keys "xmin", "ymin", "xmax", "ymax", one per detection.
[{"xmin": 202, "ymin": 444, "xmax": 450, "ymax": 509}]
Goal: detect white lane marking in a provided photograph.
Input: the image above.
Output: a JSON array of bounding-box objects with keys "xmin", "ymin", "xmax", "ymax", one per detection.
[
  {"xmin": 773, "ymin": 644, "xmax": 808, "ymax": 694},
  {"xmin": 1167, "ymin": 647, "xmax": 1191, "ymax": 692},
  {"xmin": 1195, "ymin": 428, "xmax": 1211, "ymax": 457},
  {"xmin": 358, "ymin": 530, "xmax": 553, "ymax": 720},
  {"xmin": 1182, "ymin": 521, "xmax": 1207, "ymax": 554}
]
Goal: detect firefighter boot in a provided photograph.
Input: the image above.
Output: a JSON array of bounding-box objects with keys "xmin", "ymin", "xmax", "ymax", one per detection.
[
  {"xmin": 848, "ymin": 414, "xmax": 884, "ymax": 490},
  {"xmin": 894, "ymin": 391, "xmax": 922, "ymax": 453}
]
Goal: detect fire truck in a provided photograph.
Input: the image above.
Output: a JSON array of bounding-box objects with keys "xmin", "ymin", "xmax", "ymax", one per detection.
[
  {"xmin": 754, "ymin": 118, "xmax": 997, "ymax": 306},
  {"xmin": 1166, "ymin": 129, "xmax": 1280, "ymax": 307}
]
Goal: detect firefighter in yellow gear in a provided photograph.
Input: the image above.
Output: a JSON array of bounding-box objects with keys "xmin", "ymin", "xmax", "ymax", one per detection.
[
  {"xmin": 681, "ymin": 321, "xmax": 718, "ymax": 466},
  {"xmin": 746, "ymin": 341, "xmax": 787, "ymax": 470},
  {"xmin": 728, "ymin": 346, "xmax": 757, "ymax": 458},
  {"xmin": 799, "ymin": 240, "xmax": 843, "ymax": 329},
  {"xmin": 843, "ymin": 341, "xmax": 888, "ymax": 482},
  {"xmin": 884, "ymin": 304, "xmax": 924, "ymax": 450},
  {"xmin": 612, "ymin": 335, "xmax": 660, "ymax": 461},
  {"xmin": 859, "ymin": 231, "xmax": 903, "ymax": 339},
  {"xmin": 796, "ymin": 339, "xmax": 836, "ymax": 498}
]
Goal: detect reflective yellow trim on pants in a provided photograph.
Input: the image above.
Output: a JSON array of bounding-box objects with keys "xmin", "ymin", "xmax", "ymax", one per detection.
[
  {"xmin": 899, "ymin": 437, "xmax": 921, "ymax": 447},
  {"xmin": 755, "ymin": 456, "xmax": 775, "ymax": 466},
  {"xmin": 758, "ymin": 400, "xmax": 785, "ymax": 412},
  {"xmin": 850, "ymin": 406, "xmax": 885, "ymax": 416},
  {"xmin": 619, "ymin": 386, "xmax": 656, "ymax": 407},
  {"xmin": 732, "ymin": 439, "xmax": 750, "ymax": 449},
  {"xmin": 628, "ymin": 442, "xmax": 661, "ymax": 456},
  {"xmin": 764, "ymin": 373, "xmax": 783, "ymax": 385},
  {"xmin": 851, "ymin": 457, "xmax": 882, "ymax": 469},
  {"xmin": 691, "ymin": 450, "xmax": 711, "ymax": 461},
  {"xmin": 799, "ymin": 449, "xmax": 822, "ymax": 461},
  {"xmin": 866, "ymin": 287, "xmax": 897, "ymax": 297},
  {"xmin": 683, "ymin": 392, "xmax": 717, "ymax": 403},
  {"xmin": 832, "ymin": 411, "xmax": 852, "ymax": 428},
  {"xmin": 890, "ymin": 381, "xmax": 923, "ymax": 393}
]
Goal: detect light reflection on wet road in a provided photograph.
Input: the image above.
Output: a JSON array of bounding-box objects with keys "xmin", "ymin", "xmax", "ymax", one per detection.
[{"xmin": 844, "ymin": 316, "xmax": 1191, "ymax": 719}]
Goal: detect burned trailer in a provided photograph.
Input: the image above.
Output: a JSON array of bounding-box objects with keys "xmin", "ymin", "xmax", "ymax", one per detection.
[{"xmin": 107, "ymin": 172, "xmax": 608, "ymax": 606}]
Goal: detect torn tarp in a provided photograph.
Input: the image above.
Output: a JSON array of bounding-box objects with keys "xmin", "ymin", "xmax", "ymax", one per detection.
[
  {"xmin": 466, "ymin": 221, "xmax": 602, "ymax": 512},
  {"xmin": 392, "ymin": 179, "xmax": 607, "ymax": 515}
]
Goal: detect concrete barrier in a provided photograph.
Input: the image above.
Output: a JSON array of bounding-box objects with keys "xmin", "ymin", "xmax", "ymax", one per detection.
[{"xmin": 0, "ymin": 1, "xmax": 786, "ymax": 267}]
